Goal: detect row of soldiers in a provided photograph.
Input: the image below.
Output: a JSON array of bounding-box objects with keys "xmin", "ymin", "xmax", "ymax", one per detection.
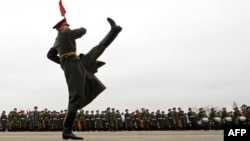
[{"xmin": 1, "ymin": 106, "xmax": 250, "ymax": 131}]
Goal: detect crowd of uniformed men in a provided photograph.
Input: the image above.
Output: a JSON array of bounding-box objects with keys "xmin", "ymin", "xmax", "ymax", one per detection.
[{"xmin": 0, "ymin": 106, "xmax": 250, "ymax": 132}]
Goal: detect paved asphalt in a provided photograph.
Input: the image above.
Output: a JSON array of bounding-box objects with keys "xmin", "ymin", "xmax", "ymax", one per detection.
[{"xmin": 0, "ymin": 130, "xmax": 224, "ymax": 141}]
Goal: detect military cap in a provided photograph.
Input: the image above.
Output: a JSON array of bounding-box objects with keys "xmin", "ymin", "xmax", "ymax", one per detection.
[
  {"xmin": 53, "ymin": 18, "xmax": 69, "ymax": 29},
  {"xmin": 34, "ymin": 106, "xmax": 38, "ymax": 109}
]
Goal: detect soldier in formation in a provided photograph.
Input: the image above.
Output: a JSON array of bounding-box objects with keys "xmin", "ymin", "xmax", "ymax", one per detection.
[
  {"xmin": 1, "ymin": 105, "xmax": 249, "ymax": 131},
  {"xmin": 0, "ymin": 111, "xmax": 8, "ymax": 131}
]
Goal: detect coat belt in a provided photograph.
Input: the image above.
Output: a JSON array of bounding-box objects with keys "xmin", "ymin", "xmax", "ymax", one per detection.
[{"xmin": 60, "ymin": 51, "xmax": 77, "ymax": 58}]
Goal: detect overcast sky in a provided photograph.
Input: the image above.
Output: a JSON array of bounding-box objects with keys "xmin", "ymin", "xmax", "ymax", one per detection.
[{"xmin": 0, "ymin": 0, "xmax": 250, "ymax": 113}]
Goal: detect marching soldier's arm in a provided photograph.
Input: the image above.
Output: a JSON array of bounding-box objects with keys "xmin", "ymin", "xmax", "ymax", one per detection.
[
  {"xmin": 47, "ymin": 47, "xmax": 60, "ymax": 64},
  {"xmin": 69, "ymin": 27, "xmax": 86, "ymax": 40}
]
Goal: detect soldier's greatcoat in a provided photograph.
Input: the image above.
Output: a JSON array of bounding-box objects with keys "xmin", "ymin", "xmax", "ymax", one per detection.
[{"xmin": 47, "ymin": 27, "xmax": 106, "ymax": 112}]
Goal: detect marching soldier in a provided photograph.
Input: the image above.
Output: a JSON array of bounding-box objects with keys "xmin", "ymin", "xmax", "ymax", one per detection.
[
  {"xmin": 233, "ymin": 107, "xmax": 242, "ymax": 125},
  {"xmin": 155, "ymin": 110, "xmax": 162, "ymax": 130},
  {"xmin": 73, "ymin": 111, "xmax": 79, "ymax": 131},
  {"xmin": 233, "ymin": 107, "xmax": 242, "ymax": 118},
  {"xmin": 101, "ymin": 111, "xmax": 108, "ymax": 131},
  {"xmin": 121, "ymin": 112, "xmax": 125, "ymax": 130},
  {"xmin": 51, "ymin": 111, "xmax": 59, "ymax": 131},
  {"xmin": 140, "ymin": 108, "xmax": 148, "ymax": 130},
  {"xmin": 124, "ymin": 109, "xmax": 132, "ymax": 131},
  {"xmin": 187, "ymin": 108, "xmax": 198, "ymax": 129},
  {"xmin": 32, "ymin": 106, "xmax": 40, "ymax": 131},
  {"xmin": 161, "ymin": 111, "xmax": 170, "ymax": 130},
  {"xmin": 59, "ymin": 110, "xmax": 66, "ymax": 131},
  {"xmin": 90, "ymin": 111, "xmax": 96, "ymax": 131},
  {"xmin": 131, "ymin": 112, "xmax": 136, "ymax": 130},
  {"xmin": 177, "ymin": 107, "xmax": 187, "ymax": 129},
  {"xmin": 221, "ymin": 107, "xmax": 229, "ymax": 119},
  {"xmin": 77, "ymin": 109, "xmax": 86, "ymax": 131},
  {"xmin": 19, "ymin": 110, "xmax": 27, "ymax": 131},
  {"xmin": 7, "ymin": 111, "xmax": 12, "ymax": 131},
  {"xmin": 149, "ymin": 111, "xmax": 157, "ymax": 130},
  {"xmin": 197, "ymin": 107, "xmax": 210, "ymax": 129},
  {"xmin": 197, "ymin": 107, "xmax": 208, "ymax": 119},
  {"xmin": 47, "ymin": 14, "xmax": 122, "ymax": 140},
  {"xmin": 134, "ymin": 110, "xmax": 142, "ymax": 130},
  {"xmin": 145, "ymin": 109, "xmax": 151, "ymax": 130},
  {"xmin": 245, "ymin": 106, "xmax": 250, "ymax": 125},
  {"xmin": 209, "ymin": 108, "xmax": 217, "ymax": 118},
  {"xmin": 221, "ymin": 107, "xmax": 231, "ymax": 125},
  {"xmin": 167, "ymin": 108, "xmax": 176, "ymax": 130},
  {"xmin": 209, "ymin": 108, "xmax": 222, "ymax": 129},
  {"xmin": 0, "ymin": 111, "xmax": 8, "ymax": 131},
  {"xmin": 172, "ymin": 107, "xmax": 178, "ymax": 129},
  {"xmin": 111, "ymin": 108, "xmax": 117, "ymax": 131},
  {"xmin": 41, "ymin": 108, "xmax": 50, "ymax": 131},
  {"xmin": 105, "ymin": 107, "xmax": 115, "ymax": 131},
  {"xmin": 116, "ymin": 110, "xmax": 123, "ymax": 131},
  {"xmin": 26, "ymin": 111, "xmax": 33, "ymax": 131},
  {"xmin": 10, "ymin": 108, "xmax": 19, "ymax": 131},
  {"xmin": 85, "ymin": 110, "xmax": 91, "ymax": 131},
  {"xmin": 95, "ymin": 110, "xmax": 103, "ymax": 131}
]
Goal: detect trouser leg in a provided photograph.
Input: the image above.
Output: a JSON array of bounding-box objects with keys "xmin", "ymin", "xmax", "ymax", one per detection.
[{"xmin": 82, "ymin": 17, "xmax": 122, "ymax": 68}]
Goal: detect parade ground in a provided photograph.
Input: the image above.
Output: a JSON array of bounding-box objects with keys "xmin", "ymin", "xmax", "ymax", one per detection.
[{"xmin": 0, "ymin": 130, "xmax": 224, "ymax": 141}]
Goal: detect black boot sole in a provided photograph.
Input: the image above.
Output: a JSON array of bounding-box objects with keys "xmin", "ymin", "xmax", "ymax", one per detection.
[{"xmin": 62, "ymin": 136, "xmax": 84, "ymax": 140}]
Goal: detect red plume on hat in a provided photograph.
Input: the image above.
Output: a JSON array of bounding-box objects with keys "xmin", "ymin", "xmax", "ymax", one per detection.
[
  {"xmin": 53, "ymin": 0, "xmax": 68, "ymax": 29},
  {"xmin": 59, "ymin": 0, "xmax": 66, "ymax": 17}
]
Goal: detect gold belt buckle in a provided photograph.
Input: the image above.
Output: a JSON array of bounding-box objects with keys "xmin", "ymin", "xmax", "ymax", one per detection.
[{"xmin": 60, "ymin": 51, "xmax": 76, "ymax": 58}]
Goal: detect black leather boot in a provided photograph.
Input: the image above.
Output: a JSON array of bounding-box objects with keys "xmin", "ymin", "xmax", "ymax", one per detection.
[
  {"xmin": 62, "ymin": 112, "xmax": 83, "ymax": 140},
  {"xmin": 100, "ymin": 17, "xmax": 122, "ymax": 47},
  {"xmin": 80, "ymin": 17, "xmax": 122, "ymax": 71}
]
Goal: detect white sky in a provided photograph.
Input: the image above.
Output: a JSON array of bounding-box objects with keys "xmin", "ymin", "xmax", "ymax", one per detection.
[{"xmin": 0, "ymin": 0, "xmax": 250, "ymax": 113}]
